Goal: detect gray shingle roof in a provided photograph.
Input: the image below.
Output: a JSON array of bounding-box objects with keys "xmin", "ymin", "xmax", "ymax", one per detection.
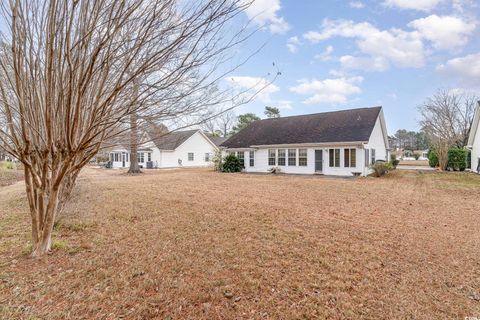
[
  {"xmin": 152, "ymin": 130, "xmax": 198, "ymax": 150},
  {"xmin": 221, "ymin": 107, "xmax": 382, "ymax": 148},
  {"xmin": 206, "ymin": 134, "xmax": 228, "ymax": 147}
]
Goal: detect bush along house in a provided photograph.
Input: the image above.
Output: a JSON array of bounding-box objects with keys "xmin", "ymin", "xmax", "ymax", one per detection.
[{"xmin": 220, "ymin": 106, "xmax": 389, "ymax": 177}]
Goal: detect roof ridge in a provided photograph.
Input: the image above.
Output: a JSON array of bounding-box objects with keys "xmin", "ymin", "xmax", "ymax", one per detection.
[{"xmin": 260, "ymin": 106, "xmax": 382, "ymax": 121}]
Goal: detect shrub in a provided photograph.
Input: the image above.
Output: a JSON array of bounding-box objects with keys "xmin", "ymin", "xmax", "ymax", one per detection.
[
  {"xmin": 370, "ymin": 161, "xmax": 393, "ymax": 177},
  {"xmin": 413, "ymin": 153, "xmax": 420, "ymax": 160},
  {"xmin": 427, "ymin": 149, "xmax": 438, "ymax": 168},
  {"xmin": 389, "ymin": 154, "xmax": 400, "ymax": 169},
  {"xmin": 221, "ymin": 154, "xmax": 243, "ymax": 173},
  {"xmin": 212, "ymin": 149, "xmax": 223, "ymax": 171},
  {"xmin": 447, "ymin": 148, "xmax": 468, "ymax": 171}
]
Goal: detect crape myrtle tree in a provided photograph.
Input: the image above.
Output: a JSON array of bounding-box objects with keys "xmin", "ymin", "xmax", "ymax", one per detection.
[{"xmin": 0, "ymin": 0, "xmax": 264, "ymax": 257}]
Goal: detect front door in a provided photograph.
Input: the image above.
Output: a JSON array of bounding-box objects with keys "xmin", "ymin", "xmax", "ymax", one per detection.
[
  {"xmin": 315, "ymin": 150, "xmax": 323, "ymax": 172},
  {"xmin": 122, "ymin": 153, "xmax": 126, "ymax": 167}
]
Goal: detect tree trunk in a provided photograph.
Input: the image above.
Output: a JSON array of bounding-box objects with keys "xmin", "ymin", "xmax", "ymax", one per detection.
[
  {"xmin": 25, "ymin": 173, "xmax": 61, "ymax": 257},
  {"xmin": 128, "ymin": 112, "xmax": 142, "ymax": 174}
]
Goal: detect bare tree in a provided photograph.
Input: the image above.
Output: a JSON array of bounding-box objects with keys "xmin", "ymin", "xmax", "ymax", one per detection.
[
  {"xmin": 201, "ymin": 107, "xmax": 236, "ymax": 137},
  {"xmin": 217, "ymin": 109, "xmax": 236, "ymax": 137},
  {"xmin": 0, "ymin": 0, "xmax": 263, "ymax": 257},
  {"xmin": 418, "ymin": 89, "xmax": 478, "ymax": 169}
]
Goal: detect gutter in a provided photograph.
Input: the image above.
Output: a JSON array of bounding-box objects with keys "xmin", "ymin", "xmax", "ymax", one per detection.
[{"xmin": 248, "ymin": 141, "xmax": 368, "ymax": 148}]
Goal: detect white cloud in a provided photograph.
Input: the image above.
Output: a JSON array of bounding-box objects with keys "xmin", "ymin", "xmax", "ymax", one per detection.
[
  {"xmin": 286, "ymin": 36, "xmax": 301, "ymax": 53},
  {"xmin": 225, "ymin": 76, "xmax": 280, "ymax": 103},
  {"xmin": 383, "ymin": 0, "xmax": 443, "ymax": 11},
  {"xmin": 304, "ymin": 19, "xmax": 425, "ymax": 69},
  {"xmin": 278, "ymin": 100, "xmax": 293, "ymax": 109},
  {"xmin": 290, "ymin": 76, "xmax": 363, "ymax": 105},
  {"xmin": 408, "ymin": 15, "xmax": 475, "ymax": 50},
  {"xmin": 339, "ymin": 55, "xmax": 389, "ymax": 71},
  {"xmin": 242, "ymin": 0, "xmax": 289, "ymax": 34},
  {"xmin": 452, "ymin": 0, "xmax": 478, "ymax": 13},
  {"xmin": 436, "ymin": 52, "xmax": 480, "ymax": 79},
  {"xmin": 314, "ymin": 45, "xmax": 334, "ymax": 61},
  {"xmin": 349, "ymin": 1, "xmax": 365, "ymax": 8}
]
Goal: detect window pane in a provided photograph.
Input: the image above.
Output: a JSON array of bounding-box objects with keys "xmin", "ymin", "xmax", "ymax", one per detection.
[
  {"xmin": 205, "ymin": 153, "xmax": 210, "ymax": 162},
  {"xmin": 335, "ymin": 149, "xmax": 340, "ymax": 167},
  {"xmin": 278, "ymin": 149, "xmax": 286, "ymax": 166},
  {"xmin": 299, "ymin": 149, "xmax": 307, "ymax": 166},
  {"xmin": 188, "ymin": 152, "xmax": 194, "ymax": 161},
  {"xmin": 249, "ymin": 151, "xmax": 255, "ymax": 167},
  {"xmin": 268, "ymin": 149, "xmax": 276, "ymax": 166},
  {"xmin": 237, "ymin": 152, "xmax": 244, "ymax": 166},
  {"xmin": 351, "ymin": 149, "xmax": 356, "ymax": 167},
  {"xmin": 344, "ymin": 149, "xmax": 350, "ymax": 167},
  {"xmin": 288, "ymin": 149, "xmax": 296, "ymax": 166}
]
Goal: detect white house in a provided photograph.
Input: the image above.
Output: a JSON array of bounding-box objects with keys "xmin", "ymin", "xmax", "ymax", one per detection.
[
  {"xmin": 108, "ymin": 130, "xmax": 220, "ymax": 169},
  {"xmin": 220, "ymin": 106, "xmax": 389, "ymax": 177},
  {"xmin": 467, "ymin": 102, "xmax": 480, "ymax": 173}
]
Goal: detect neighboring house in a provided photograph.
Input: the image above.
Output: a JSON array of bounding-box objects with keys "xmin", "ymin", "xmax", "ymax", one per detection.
[
  {"xmin": 108, "ymin": 129, "xmax": 219, "ymax": 169},
  {"xmin": 220, "ymin": 106, "xmax": 389, "ymax": 176},
  {"xmin": 467, "ymin": 102, "xmax": 480, "ymax": 173}
]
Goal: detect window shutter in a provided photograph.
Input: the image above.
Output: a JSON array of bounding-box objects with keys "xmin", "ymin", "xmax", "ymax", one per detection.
[{"xmin": 365, "ymin": 149, "xmax": 370, "ymax": 167}]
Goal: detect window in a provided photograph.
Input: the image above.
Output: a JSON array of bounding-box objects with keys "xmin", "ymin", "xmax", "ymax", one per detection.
[
  {"xmin": 288, "ymin": 149, "xmax": 296, "ymax": 166},
  {"xmin": 371, "ymin": 148, "xmax": 376, "ymax": 164},
  {"xmin": 204, "ymin": 153, "xmax": 210, "ymax": 162},
  {"xmin": 137, "ymin": 152, "xmax": 144, "ymax": 163},
  {"xmin": 188, "ymin": 152, "xmax": 194, "ymax": 161},
  {"xmin": 237, "ymin": 151, "xmax": 244, "ymax": 166},
  {"xmin": 268, "ymin": 149, "xmax": 276, "ymax": 166},
  {"xmin": 329, "ymin": 149, "xmax": 340, "ymax": 167},
  {"xmin": 147, "ymin": 153, "xmax": 151, "ymax": 162},
  {"xmin": 114, "ymin": 153, "xmax": 119, "ymax": 162},
  {"xmin": 299, "ymin": 149, "xmax": 307, "ymax": 166},
  {"xmin": 344, "ymin": 148, "xmax": 356, "ymax": 167},
  {"xmin": 249, "ymin": 151, "xmax": 255, "ymax": 167},
  {"xmin": 278, "ymin": 149, "xmax": 286, "ymax": 166},
  {"xmin": 365, "ymin": 149, "xmax": 370, "ymax": 167},
  {"xmin": 126, "ymin": 153, "xmax": 129, "ymax": 162}
]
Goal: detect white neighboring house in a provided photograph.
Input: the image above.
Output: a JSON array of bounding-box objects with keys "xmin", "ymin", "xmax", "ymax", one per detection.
[
  {"xmin": 467, "ymin": 102, "xmax": 480, "ymax": 173},
  {"xmin": 220, "ymin": 106, "xmax": 389, "ymax": 177},
  {"xmin": 108, "ymin": 130, "xmax": 221, "ymax": 169}
]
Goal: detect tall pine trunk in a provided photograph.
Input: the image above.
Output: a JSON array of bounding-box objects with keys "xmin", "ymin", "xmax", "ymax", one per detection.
[{"xmin": 128, "ymin": 112, "xmax": 141, "ymax": 174}]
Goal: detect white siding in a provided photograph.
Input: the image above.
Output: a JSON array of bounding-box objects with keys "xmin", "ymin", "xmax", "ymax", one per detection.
[
  {"xmin": 471, "ymin": 122, "xmax": 480, "ymax": 172},
  {"xmin": 226, "ymin": 146, "xmax": 365, "ymax": 176},
  {"xmin": 109, "ymin": 131, "xmax": 217, "ymax": 169},
  {"xmin": 363, "ymin": 115, "xmax": 388, "ymax": 175},
  {"xmin": 156, "ymin": 131, "xmax": 217, "ymax": 168}
]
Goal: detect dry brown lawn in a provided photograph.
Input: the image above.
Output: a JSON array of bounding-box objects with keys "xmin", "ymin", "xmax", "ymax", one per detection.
[
  {"xmin": 398, "ymin": 160, "xmax": 429, "ymax": 166},
  {"xmin": 1, "ymin": 168, "xmax": 480, "ymax": 319},
  {"xmin": 0, "ymin": 162, "xmax": 23, "ymax": 188}
]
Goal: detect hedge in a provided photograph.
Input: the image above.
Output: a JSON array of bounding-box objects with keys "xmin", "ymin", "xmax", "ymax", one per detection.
[{"xmin": 428, "ymin": 148, "xmax": 470, "ymax": 171}]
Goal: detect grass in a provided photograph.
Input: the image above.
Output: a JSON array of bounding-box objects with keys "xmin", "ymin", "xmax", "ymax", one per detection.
[
  {"xmin": 0, "ymin": 167, "xmax": 480, "ymax": 319},
  {"xmin": 0, "ymin": 161, "xmax": 23, "ymax": 187}
]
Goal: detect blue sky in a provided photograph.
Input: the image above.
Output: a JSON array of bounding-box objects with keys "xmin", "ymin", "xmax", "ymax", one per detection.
[{"xmin": 227, "ymin": 0, "xmax": 480, "ymax": 133}]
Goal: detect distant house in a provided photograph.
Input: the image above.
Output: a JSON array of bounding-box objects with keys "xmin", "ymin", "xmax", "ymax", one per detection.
[
  {"xmin": 108, "ymin": 130, "xmax": 220, "ymax": 169},
  {"xmin": 467, "ymin": 102, "xmax": 480, "ymax": 173},
  {"xmin": 220, "ymin": 106, "xmax": 389, "ymax": 176}
]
